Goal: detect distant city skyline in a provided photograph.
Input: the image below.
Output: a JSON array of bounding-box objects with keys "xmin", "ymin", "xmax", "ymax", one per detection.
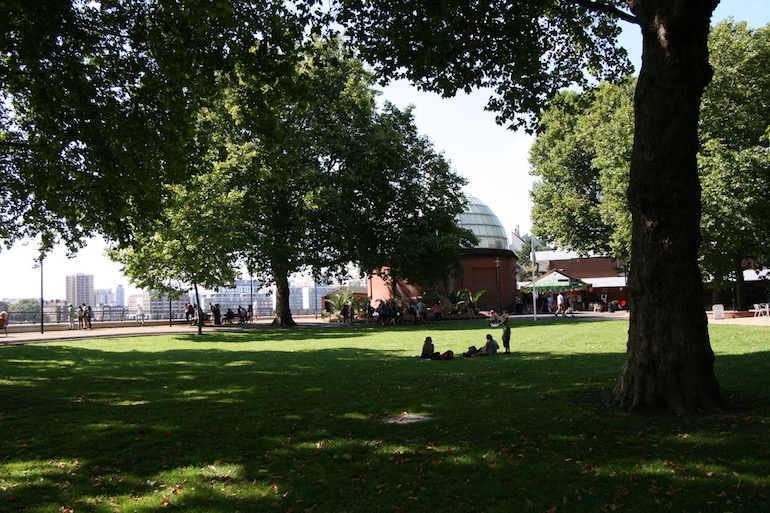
[{"xmin": 0, "ymin": 236, "xmax": 138, "ymax": 302}]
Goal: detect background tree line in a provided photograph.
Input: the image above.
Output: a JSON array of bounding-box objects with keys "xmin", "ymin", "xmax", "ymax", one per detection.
[{"xmin": 529, "ymin": 20, "xmax": 770, "ymax": 310}]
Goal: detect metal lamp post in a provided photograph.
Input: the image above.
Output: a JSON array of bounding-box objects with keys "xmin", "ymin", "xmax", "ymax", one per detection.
[
  {"xmin": 39, "ymin": 256, "xmax": 44, "ymax": 334},
  {"xmin": 495, "ymin": 257, "xmax": 501, "ymax": 313},
  {"xmin": 531, "ymin": 238, "xmax": 538, "ymax": 322}
]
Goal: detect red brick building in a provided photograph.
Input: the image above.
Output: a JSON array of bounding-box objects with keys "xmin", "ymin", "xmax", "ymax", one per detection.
[{"xmin": 367, "ymin": 194, "xmax": 518, "ymax": 311}]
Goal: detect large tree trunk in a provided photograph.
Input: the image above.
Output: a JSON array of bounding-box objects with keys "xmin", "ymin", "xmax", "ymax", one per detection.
[
  {"xmin": 272, "ymin": 272, "xmax": 297, "ymax": 327},
  {"xmin": 613, "ymin": 0, "xmax": 724, "ymax": 414},
  {"xmin": 194, "ymin": 283, "xmax": 203, "ymax": 336}
]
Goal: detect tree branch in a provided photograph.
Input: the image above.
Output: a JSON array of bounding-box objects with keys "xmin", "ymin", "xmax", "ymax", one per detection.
[
  {"xmin": 572, "ymin": 0, "xmax": 639, "ymax": 25},
  {"xmin": 0, "ymin": 140, "xmax": 32, "ymax": 150}
]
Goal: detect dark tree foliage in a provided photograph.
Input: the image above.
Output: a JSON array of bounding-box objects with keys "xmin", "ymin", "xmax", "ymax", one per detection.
[
  {"xmin": 340, "ymin": 0, "xmax": 633, "ymax": 131},
  {"xmin": 337, "ymin": 104, "xmax": 477, "ymax": 293},
  {"xmin": 207, "ymin": 39, "xmax": 473, "ymax": 326},
  {"xmin": 0, "ymin": 0, "xmax": 310, "ymax": 252}
]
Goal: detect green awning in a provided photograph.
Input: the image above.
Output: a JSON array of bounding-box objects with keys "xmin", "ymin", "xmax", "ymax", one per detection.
[{"xmin": 520, "ymin": 269, "xmax": 590, "ymax": 290}]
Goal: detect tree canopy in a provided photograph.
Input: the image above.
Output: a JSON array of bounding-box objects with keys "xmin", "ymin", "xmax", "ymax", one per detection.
[
  {"xmin": 529, "ymin": 79, "xmax": 634, "ymax": 261},
  {"xmin": 339, "ymin": 0, "xmax": 633, "ymax": 131},
  {"xmin": 108, "ymin": 171, "xmax": 244, "ymax": 333},
  {"xmin": 110, "ymin": 37, "xmax": 474, "ymax": 326},
  {"xmin": 0, "ymin": 0, "xmax": 311, "ymax": 253},
  {"xmin": 529, "ymin": 20, "xmax": 770, "ymax": 308}
]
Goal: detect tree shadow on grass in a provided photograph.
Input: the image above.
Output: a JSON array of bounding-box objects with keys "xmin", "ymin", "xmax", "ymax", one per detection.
[{"xmin": 0, "ymin": 343, "xmax": 768, "ymax": 512}]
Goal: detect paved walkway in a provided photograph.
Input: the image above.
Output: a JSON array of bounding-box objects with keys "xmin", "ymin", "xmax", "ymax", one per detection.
[
  {"xmin": 0, "ymin": 317, "xmax": 331, "ymax": 345},
  {"xmin": 1, "ymin": 311, "xmax": 767, "ymax": 346}
]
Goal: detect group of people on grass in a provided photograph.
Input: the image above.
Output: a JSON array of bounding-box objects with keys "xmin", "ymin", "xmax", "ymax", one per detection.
[
  {"xmin": 420, "ymin": 312, "xmax": 512, "ymax": 360},
  {"xmin": 375, "ymin": 297, "xmax": 444, "ymax": 326}
]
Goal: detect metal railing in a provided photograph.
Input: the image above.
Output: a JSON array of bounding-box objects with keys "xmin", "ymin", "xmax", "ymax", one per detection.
[
  {"xmin": 4, "ymin": 306, "xmax": 326, "ymax": 326},
  {"xmin": 8, "ymin": 306, "xmax": 130, "ymax": 324}
]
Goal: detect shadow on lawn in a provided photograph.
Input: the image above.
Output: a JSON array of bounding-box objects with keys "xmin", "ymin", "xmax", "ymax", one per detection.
[{"xmin": 1, "ymin": 343, "xmax": 769, "ymax": 512}]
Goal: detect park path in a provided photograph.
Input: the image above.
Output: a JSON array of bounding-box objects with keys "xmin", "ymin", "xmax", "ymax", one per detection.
[{"xmin": 1, "ymin": 311, "xmax": 767, "ymax": 346}]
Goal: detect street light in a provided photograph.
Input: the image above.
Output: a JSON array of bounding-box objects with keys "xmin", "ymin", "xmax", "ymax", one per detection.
[
  {"xmin": 39, "ymin": 255, "xmax": 44, "ymax": 334},
  {"xmin": 494, "ymin": 257, "xmax": 501, "ymax": 313},
  {"xmin": 531, "ymin": 237, "xmax": 538, "ymax": 322}
]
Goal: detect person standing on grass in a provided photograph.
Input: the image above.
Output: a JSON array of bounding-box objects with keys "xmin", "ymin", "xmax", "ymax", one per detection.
[{"xmin": 501, "ymin": 317, "xmax": 511, "ymax": 354}]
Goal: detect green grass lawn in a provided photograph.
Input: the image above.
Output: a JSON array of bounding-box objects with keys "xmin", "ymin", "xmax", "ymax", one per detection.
[{"xmin": 1, "ymin": 319, "xmax": 769, "ymax": 513}]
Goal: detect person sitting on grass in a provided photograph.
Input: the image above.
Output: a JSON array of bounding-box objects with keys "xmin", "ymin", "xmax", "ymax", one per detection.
[
  {"xmin": 421, "ymin": 336, "xmax": 440, "ymax": 360},
  {"xmin": 473, "ymin": 334, "xmax": 499, "ymax": 356}
]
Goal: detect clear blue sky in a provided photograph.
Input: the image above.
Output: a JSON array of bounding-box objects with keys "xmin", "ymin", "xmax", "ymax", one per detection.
[{"xmin": 1, "ymin": 0, "xmax": 768, "ymax": 301}]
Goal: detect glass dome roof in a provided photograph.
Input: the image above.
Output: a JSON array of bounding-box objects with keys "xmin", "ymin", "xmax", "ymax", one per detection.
[{"xmin": 458, "ymin": 193, "xmax": 509, "ymax": 250}]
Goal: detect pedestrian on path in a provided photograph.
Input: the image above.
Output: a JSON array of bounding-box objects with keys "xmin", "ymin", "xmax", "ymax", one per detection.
[
  {"xmin": 84, "ymin": 305, "xmax": 93, "ymax": 329},
  {"xmin": 68, "ymin": 304, "xmax": 76, "ymax": 330},
  {"xmin": 136, "ymin": 304, "xmax": 145, "ymax": 326}
]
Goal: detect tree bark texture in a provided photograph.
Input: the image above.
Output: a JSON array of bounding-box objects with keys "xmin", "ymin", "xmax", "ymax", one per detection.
[
  {"xmin": 194, "ymin": 283, "xmax": 203, "ymax": 336},
  {"xmin": 272, "ymin": 272, "xmax": 297, "ymax": 327},
  {"xmin": 613, "ymin": 0, "xmax": 724, "ymax": 414}
]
